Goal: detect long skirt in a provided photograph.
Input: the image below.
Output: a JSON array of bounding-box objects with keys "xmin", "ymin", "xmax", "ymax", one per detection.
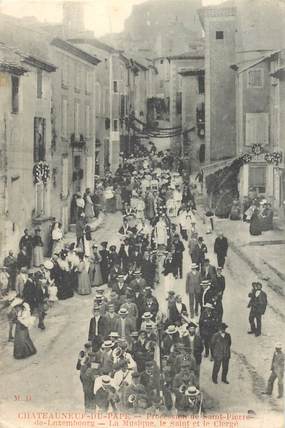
[
  {"xmin": 115, "ymin": 194, "xmax": 123, "ymax": 211},
  {"xmin": 57, "ymin": 271, "xmax": 74, "ymax": 300},
  {"xmin": 89, "ymin": 263, "xmax": 103, "ymax": 287},
  {"xmin": 14, "ymin": 322, "xmax": 37, "ymax": 359},
  {"xmin": 33, "ymin": 246, "xmax": 44, "ymax": 267},
  {"xmin": 78, "ymin": 271, "xmax": 91, "ymax": 295},
  {"xmin": 52, "ymin": 239, "xmax": 63, "ymax": 256}
]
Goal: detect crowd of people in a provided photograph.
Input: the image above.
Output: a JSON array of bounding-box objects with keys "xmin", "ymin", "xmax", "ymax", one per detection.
[{"xmin": 2, "ymin": 146, "xmax": 284, "ymax": 415}]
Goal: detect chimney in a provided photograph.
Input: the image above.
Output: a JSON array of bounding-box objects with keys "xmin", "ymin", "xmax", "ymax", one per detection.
[{"xmin": 62, "ymin": 1, "xmax": 85, "ymax": 37}]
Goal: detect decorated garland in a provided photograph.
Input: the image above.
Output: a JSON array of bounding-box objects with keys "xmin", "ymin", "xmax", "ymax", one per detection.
[
  {"xmin": 251, "ymin": 143, "xmax": 264, "ymax": 155},
  {"xmin": 33, "ymin": 161, "xmax": 50, "ymax": 184}
]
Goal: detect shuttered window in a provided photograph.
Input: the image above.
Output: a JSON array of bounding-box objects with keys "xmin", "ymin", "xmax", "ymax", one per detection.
[{"xmin": 245, "ymin": 113, "xmax": 269, "ymax": 146}]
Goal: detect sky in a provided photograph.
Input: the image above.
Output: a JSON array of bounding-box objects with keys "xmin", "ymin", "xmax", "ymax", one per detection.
[{"xmin": 0, "ymin": 0, "xmax": 224, "ymax": 37}]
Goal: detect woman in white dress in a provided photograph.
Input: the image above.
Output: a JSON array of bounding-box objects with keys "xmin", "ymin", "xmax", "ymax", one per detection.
[
  {"xmin": 136, "ymin": 195, "xmax": 145, "ymax": 220},
  {"xmin": 51, "ymin": 222, "xmax": 63, "ymax": 255},
  {"xmin": 155, "ymin": 218, "xmax": 168, "ymax": 248}
]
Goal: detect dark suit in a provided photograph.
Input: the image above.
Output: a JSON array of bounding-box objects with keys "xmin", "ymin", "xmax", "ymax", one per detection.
[
  {"xmin": 201, "ymin": 264, "xmax": 217, "ymax": 283},
  {"xmin": 169, "ymin": 302, "xmax": 187, "ymax": 324},
  {"xmin": 211, "ymin": 331, "xmax": 231, "ymax": 383},
  {"xmin": 88, "ymin": 315, "xmax": 110, "ymax": 351},
  {"xmin": 214, "ymin": 237, "xmax": 228, "ymax": 268},
  {"xmin": 199, "ymin": 311, "xmax": 218, "ymax": 357},
  {"xmin": 248, "ymin": 289, "xmax": 267, "ymax": 336},
  {"xmin": 99, "ymin": 249, "xmax": 110, "ymax": 284}
]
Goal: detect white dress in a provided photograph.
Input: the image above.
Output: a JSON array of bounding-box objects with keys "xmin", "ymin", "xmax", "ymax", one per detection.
[{"xmin": 155, "ymin": 220, "xmax": 168, "ymax": 246}]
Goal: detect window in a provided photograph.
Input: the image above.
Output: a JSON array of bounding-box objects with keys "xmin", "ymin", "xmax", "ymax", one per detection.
[
  {"xmin": 246, "ymin": 113, "xmax": 269, "ymax": 146},
  {"xmin": 11, "ymin": 75, "xmax": 19, "ymax": 113},
  {"xmin": 34, "ymin": 117, "xmax": 46, "ymax": 162},
  {"xmin": 61, "ymin": 58, "xmax": 68, "ymax": 87},
  {"xmin": 96, "ymin": 82, "xmax": 101, "ymax": 114},
  {"xmin": 85, "ymin": 105, "xmax": 90, "ymax": 137},
  {"xmin": 62, "ymin": 156, "xmax": 69, "ymax": 197},
  {"xmin": 160, "ymin": 59, "xmax": 164, "ymax": 64},
  {"xmin": 113, "ymin": 80, "xmax": 118, "ymax": 93},
  {"xmin": 86, "ymin": 70, "xmax": 92, "ymax": 94},
  {"xmin": 75, "ymin": 102, "xmax": 80, "ymax": 138},
  {"xmin": 37, "ymin": 69, "xmax": 43, "ymax": 99},
  {"xmin": 62, "ymin": 98, "xmax": 68, "ymax": 137},
  {"xmin": 176, "ymin": 92, "xmax": 182, "ymax": 115},
  {"xmin": 248, "ymin": 68, "xmax": 264, "ymax": 88},
  {"xmin": 198, "ymin": 75, "xmax": 205, "ymax": 94},
  {"xmin": 113, "ymin": 119, "xmax": 118, "ymax": 132},
  {"xmin": 249, "ymin": 164, "xmax": 266, "ymax": 194},
  {"xmin": 120, "ymin": 95, "xmax": 125, "ymax": 118},
  {"xmin": 75, "ymin": 64, "xmax": 81, "ymax": 90},
  {"xmin": 216, "ymin": 31, "xmax": 224, "ymax": 40}
]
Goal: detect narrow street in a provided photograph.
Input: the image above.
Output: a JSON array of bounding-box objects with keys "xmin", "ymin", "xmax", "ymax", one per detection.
[{"xmin": 0, "ymin": 212, "xmax": 284, "ymax": 428}]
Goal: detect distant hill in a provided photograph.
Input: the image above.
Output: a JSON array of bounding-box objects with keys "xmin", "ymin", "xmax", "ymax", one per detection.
[{"xmin": 101, "ymin": 0, "xmax": 203, "ymax": 58}]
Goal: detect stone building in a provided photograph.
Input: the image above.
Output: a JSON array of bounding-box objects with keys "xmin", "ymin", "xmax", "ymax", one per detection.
[
  {"xmin": 49, "ymin": 38, "xmax": 100, "ymax": 231},
  {"xmin": 0, "ymin": 44, "xmax": 56, "ymax": 259},
  {"xmin": 234, "ymin": 50, "xmax": 285, "ymax": 220}
]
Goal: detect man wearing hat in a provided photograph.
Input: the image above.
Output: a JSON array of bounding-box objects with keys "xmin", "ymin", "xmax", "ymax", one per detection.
[
  {"xmin": 211, "ymin": 323, "xmax": 232, "ymax": 384},
  {"xmin": 168, "ymin": 294, "xmax": 188, "ymax": 325},
  {"xmin": 112, "ymin": 274, "xmax": 128, "ymax": 304},
  {"xmin": 185, "ymin": 263, "xmax": 201, "ymax": 319},
  {"xmin": 263, "ymin": 343, "xmax": 284, "ymax": 398},
  {"xmin": 162, "ymin": 325, "xmax": 181, "ymax": 356},
  {"xmin": 94, "ymin": 375, "xmax": 119, "ymax": 411},
  {"xmin": 80, "ymin": 351, "xmax": 101, "ymax": 411},
  {"xmin": 22, "ymin": 270, "xmax": 38, "ymax": 312},
  {"xmin": 214, "ymin": 231, "xmax": 228, "ymax": 268},
  {"xmin": 114, "ymin": 308, "xmax": 134, "ymax": 345},
  {"xmin": 120, "ymin": 292, "xmax": 139, "ymax": 324},
  {"xmin": 199, "ymin": 304, "xmax": 218, "ymax": 359},
  {"xmin": 141, "ymin": 288, "xmax": 159, "ymax": 322},
  {"xmin": 214, "ymin": 267, "xmax": 225, "ymax": 298},
  {"xmin": 183, "ymin": 322, "xmax": 204, "ymax": 381},
  {"xmin": 129, "ymin": 270, "xmax": 146, "ymax": 293},
  {"xmin": 99, "ymin": 340, "xmax": 115, "ymax": 372},
  {"xmin": 99, "ymin": 242, "xmax": 110, "ymax": 285},
  {"xmin": 105, "ymin": 303, "xmax": 120, "ymax": 331},
  {"xmin": 109, "ymin": 245, "xmax": 119, "ymax": 268},
  {"xmin": 140, "ymin": 360, "xmax": 160, "ymax": 402},
  {"xmin": 201, "ymin": 259, "xmax": 217, "ymax": 284},
  {"xmin": 248, "ymin": 281, "xmax": 267, "ymax": 337},
  {"xmin": 88, "ymin": 306, "xmax": 110, "ymax": 352}
]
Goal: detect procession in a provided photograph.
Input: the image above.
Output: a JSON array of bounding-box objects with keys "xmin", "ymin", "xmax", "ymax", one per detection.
[
  {"xmin": 1, "ymin": 147, "xmax": 284, "ymax": 419},
  {"xmin": 0, "ymin": 0, "xmax": 285, "ymax": 426}
]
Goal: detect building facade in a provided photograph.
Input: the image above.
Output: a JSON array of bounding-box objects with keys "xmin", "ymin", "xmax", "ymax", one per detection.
[
  {"xmin": 0, "ymin": 44, "xmax": 56, "ymax": 258},
  {"xmin": 235, "ymin": 51, "xmax": 285, "ymax": 219},
  {"xmin": 49, "ymin": 38, "xmax": 99, "ymax": 231}
]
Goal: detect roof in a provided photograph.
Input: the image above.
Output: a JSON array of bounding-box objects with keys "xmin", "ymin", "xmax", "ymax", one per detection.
[
  {"xmin": 167, "ymin": 50, "xmax": 204, "ymax": 61},
  {"xmin": 198, "ymin": 2, "xmax": 236, "ymax": 29},
  {"xmin": 231, "ymin": 50, "xmax": 281, "ymax": 74},
  {"xmin": 23, "ymin": 55, "xmax": 56, "ymax": 73},
  {"xmin": 0, "ymin": 42, "xmax": 55, "ymax": 74},
  {"xmin": 68, "ymin": 37, "xmax": 116, "ymax": 55},
  {"xmin": 178, "ymin": 67, "xmax": 205, "ymax": 76},
  {"xmin": 51, "ymin": 38, "xmax": 100, "ymax": 65}
]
